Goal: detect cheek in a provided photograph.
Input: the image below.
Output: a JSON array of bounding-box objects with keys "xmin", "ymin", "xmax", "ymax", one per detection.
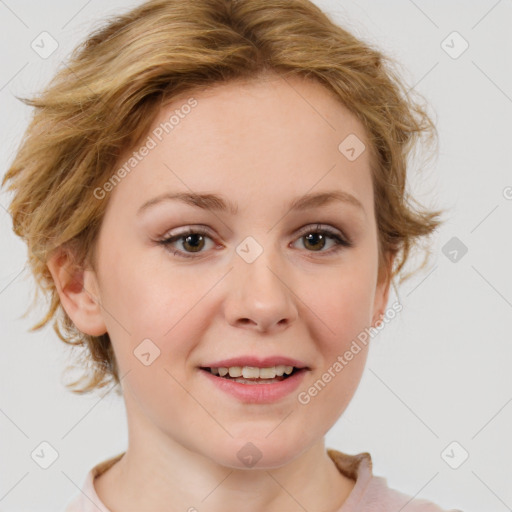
[
  {"xmin": 298, "ymin": 265, "xmax": 377, "ymax": 347},
  {"xmin": 99, "ymin": 269, "xmax": 164, "ymax": 333},
  {"xmin": 97, "ymin": 254, "xmax": 212, "ymax": 373},
  {"xmin": 296, "ymin": 274, "xmax": 372, "ymax": 424},
  {"xmin": 314, "ymin": 284, "xmax": 372, "ymax": 383},
  {"xmin": 97, "ymin": 240, "xmax": 183, "ymax": 328}
]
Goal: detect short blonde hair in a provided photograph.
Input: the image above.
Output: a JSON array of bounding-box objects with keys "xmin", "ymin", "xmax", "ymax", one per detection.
[{"xmin": 2, "ymin": 0, "xmax": 445, "ymax": 394}]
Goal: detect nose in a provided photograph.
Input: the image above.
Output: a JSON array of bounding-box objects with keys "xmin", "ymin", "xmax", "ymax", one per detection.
[{"xmin": 223, "ymin": 245, "xmax": 299, "ymax": 333}]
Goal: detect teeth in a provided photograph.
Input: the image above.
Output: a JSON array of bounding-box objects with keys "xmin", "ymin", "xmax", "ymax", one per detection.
[
  {"xmin": 209, "ymin": 365, "xmax": 296, "ymax": 378},
  {"xmin": 242, "ymin": 366, "xmax": 260, "ymax": 378},
  {"xmin": 258, "ymin": 367, "xmax": 277, "ymax": 379},
  {"xmin": 228, "ymin": 367, "xmax": 242, "ymax": 378}
]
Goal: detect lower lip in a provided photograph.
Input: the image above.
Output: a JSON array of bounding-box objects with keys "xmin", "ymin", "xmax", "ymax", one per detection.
[{"xmin": 199, "ymin": 368, "xmax": 308, "ymax": 404}]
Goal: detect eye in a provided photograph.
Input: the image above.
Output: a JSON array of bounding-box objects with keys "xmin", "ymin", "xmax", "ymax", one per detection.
[
  {"xmin": 157, "ymin": 224, "xmax": 352, "ymax": 259},
  {"xmin": 157, "ymin": 227, "xmax": 216, "ymax": 259},
  {"xmin": 292, "ymin": 224, "xmax": 352, "ymax": 255}
]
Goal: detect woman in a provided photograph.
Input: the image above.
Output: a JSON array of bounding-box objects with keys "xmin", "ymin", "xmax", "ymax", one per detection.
[{"xmin": 2, "ymin": 1, "xmax": 459, "ymax": 510}]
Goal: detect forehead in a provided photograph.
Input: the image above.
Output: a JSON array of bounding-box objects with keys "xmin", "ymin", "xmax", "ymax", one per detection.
[
  {"xmin": 156, "ymin": 73, "xmax": 366, "ymax": 149},
  {"xmin": 107, "ymin": 73, "xmax": 374, "ymax": 219}
]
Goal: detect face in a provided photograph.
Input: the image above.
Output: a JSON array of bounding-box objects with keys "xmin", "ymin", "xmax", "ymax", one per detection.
[{"xmin": 73, "ymin": 74, "xmax": 391, "ymax": 468}]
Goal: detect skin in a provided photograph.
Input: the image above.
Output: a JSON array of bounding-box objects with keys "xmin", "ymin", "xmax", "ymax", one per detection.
[{"xmin": 49, "ymin": 73, "xmax": 393, "ymax": 512}]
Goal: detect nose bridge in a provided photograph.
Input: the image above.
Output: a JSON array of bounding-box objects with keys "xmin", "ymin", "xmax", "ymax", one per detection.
[
  {"xmin": 235, "ymin": 233, "xmax": 286, "ymax": 295},
  {"xmin": 225, "ymin": 232, "xmax": 298, "ymax": 330}
]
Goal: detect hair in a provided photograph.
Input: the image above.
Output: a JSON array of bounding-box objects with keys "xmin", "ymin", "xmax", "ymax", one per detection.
[{"xmin": 2, "ymin": 0, "xmax": 445, "ymax": 394}]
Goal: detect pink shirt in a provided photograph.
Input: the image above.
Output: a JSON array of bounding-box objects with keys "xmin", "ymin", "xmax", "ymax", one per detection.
[{"xmin": 64, "ymin": 448, "xmax": 462, "ymax": 511}]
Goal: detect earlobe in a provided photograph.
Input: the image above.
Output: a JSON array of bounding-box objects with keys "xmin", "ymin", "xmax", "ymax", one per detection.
[{"xmin": 47, "ymin": 248, "xmax": 107, "ymax": 336}]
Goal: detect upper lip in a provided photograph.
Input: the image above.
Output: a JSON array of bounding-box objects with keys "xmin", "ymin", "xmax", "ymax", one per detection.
[{"xmin": 200, "ymin": 356, "xmax": 309, "ymax": 370}]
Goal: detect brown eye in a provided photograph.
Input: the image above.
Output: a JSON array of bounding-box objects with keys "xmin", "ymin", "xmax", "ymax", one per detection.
[
  {"xmin": 158, "ymin": 227, "xmax": 215, "ymax": 258},
  {"xmin": 181, "ymin": 233, "xmax": 206, "ymax": 253},
  {"xmin": 302, "ymin": 232, "xmax": 327, "ymax": 252},
  {"xmin": 293, "ymin": 225, "xmax": 352, "ymax": 256}
]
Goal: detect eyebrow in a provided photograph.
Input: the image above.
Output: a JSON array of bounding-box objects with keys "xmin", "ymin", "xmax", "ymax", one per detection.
[{"xmin": 137, "ymin": 190, "xmax": 365, "ymax": 217}]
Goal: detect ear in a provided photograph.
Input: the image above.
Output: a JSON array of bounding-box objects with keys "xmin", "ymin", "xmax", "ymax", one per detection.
[
  {"xmin": 46, "ymin": 247, "xmax": 107, "ymax": 336},
  {"xmin": 371, "ymin": 252, "xmax": 395, "ymax": 328}
]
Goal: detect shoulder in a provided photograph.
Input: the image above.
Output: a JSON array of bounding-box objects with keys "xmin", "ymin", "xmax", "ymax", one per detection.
[
  {"xmin": 362, "ymin": 474, "xmax": 461, "ymax": 512},
  {"xmin": 62, "ymin": 452, "xmax": 125, "ymax": 512},
  {"xmin": 327, "ymin": 448, "xmax": 463, "ymax": 512}
]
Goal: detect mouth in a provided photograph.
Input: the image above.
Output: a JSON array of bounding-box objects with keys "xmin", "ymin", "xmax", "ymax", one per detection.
[
  {"xmin": 198, "ymin": 363, "xmax": 310, "ymax": 403},
  {"xmin": 199, "ymin": 365, "xmax": 305, "ymax": 385}
]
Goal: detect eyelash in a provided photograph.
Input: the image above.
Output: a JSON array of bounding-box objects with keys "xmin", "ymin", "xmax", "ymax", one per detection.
[{"xmin": 157, "ymin": 224, "xmax": 353, "ymax": 259}]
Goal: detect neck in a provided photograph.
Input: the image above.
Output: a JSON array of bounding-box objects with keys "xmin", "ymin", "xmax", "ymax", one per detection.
[
  {"xmin": 94, "ymin": 389, "xmax": 355, "ymax": 512},
  {"xmin": 94, "ymin": 431, "xmax": 354, "ymax": 512}
]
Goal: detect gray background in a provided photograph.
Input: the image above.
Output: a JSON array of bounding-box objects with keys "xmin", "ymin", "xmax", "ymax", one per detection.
[{"xmin": 1, "ymin": 1, "xmax": 511, "ymax": 511}]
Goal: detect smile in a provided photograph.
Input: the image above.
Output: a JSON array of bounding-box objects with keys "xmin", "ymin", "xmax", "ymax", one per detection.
[{"xmin": 203, "ymin": 365, "xmax": 298, "ymax": 382}]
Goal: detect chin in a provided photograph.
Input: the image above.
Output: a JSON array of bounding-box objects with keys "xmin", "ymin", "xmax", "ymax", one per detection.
[{"xmin": 207, "ymin": 434, "xmax": 312, "ymax": 470}]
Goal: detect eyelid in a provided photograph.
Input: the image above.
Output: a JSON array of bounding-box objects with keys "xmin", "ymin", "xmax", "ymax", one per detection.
[
  {"xmin": 160, "ymin": 225, "xmax": 212, "ymax": 238},
  {"xmin": 159, "ymin": 223, "xmax": 349, "ymax": 242},
  {"xmin": 294, "ymin": 223, "xmax": 349, "ymax": 242}
]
